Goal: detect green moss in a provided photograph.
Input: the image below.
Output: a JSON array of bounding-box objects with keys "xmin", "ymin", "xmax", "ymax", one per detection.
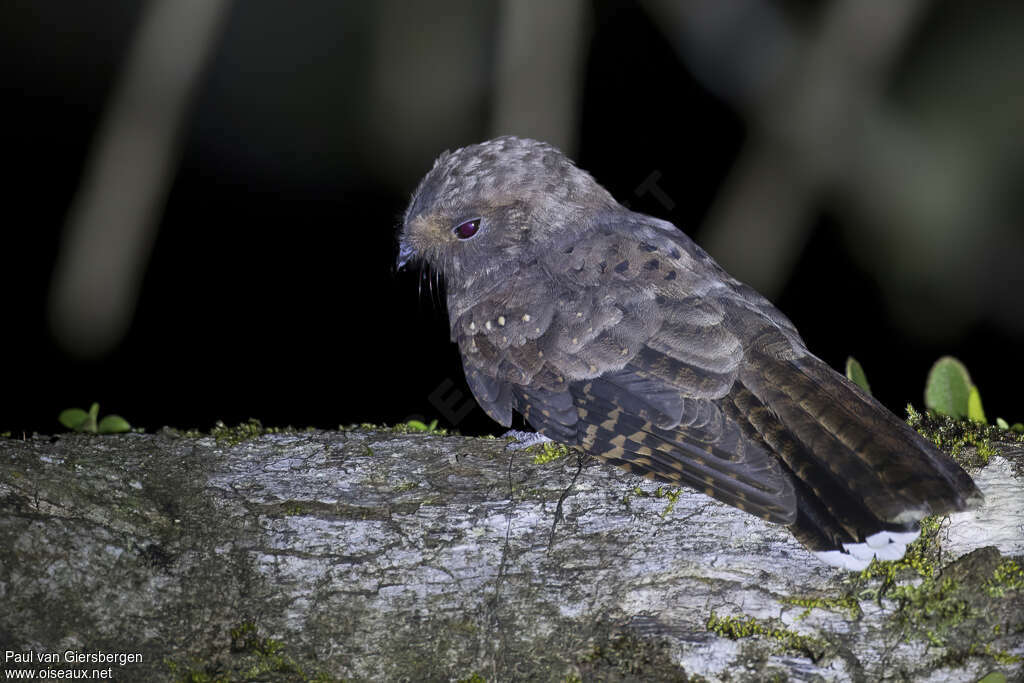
[
  {"xmin": 951, "ymin": 644, "xmax": 1024, "ymax": 668},
  {"xmin": 403, "ymin": 418, "xmax": 448, "ymax": 434},
  {"xmin": 456, "ymin": 674, "xmax": 487, "ymax": 683},
  {"xmin": 282, "ymin": 502, "xmax": 307, "ymax": 516},
  {"xmin": 574, "ymin": 629, "xmax": 690, "ymax": 681},
  {"xmin": 842, "ymin": 518, "xmax": 994, "ymax": 651},
  {"xmin": 167, "ymin": 622, "xmax": 340, "ymax": 682},
  {"xmin": 705, "ymin": 612, "xmax": 832, "ymax": 661},
  {"xmin": 530, "ymin": 441, "xmax": 571, "ymax": 464},
  {"xmin": 905, "ymin": 405, "xmax": 1021, "ymax": 467},
  {"xmin": 890, "ymin": 575, "xmax": 972, "ymax": 647},
  {"xmin": 986, "ymin": 559, "xmax": 1024, "ymax": 598},
  {"xmin": 728, "ymin": 544, "xmax": 1020, "ymax": 667},
  {"xmin": 230, "ymin": 622, "xmax": 330, "ymax": 680},
  {"xmin": 874, "ymin": 546, "xmax": 1024, "ymax": 668},
  {"xmin": 855, "ymin": 515, "xmax": 943, "ymax": 590},
  {"xmin": 653, "ymin": 486, "xmax": 682, "ymax": 518},
  {"xmin": 618, "ymin": 485, "xmax": 682, "ymax": 516},
  {"xmin": 344, "ymin": 420, "xmax": 451, "ymax": 436},
  {"xmin": 392, "ymin": 481, "xmax": 419, "ymax": 493},
  {"xmin": 782, "ymin": 595, "xmax": 862, "ymax": 620},
  {"xmin": 164, "ymin": 661, "xmax": 229, "ymax": 683},
  {"xmin": 984, "ymin": 645, "xmax": 1022, "ymax": 665},
  {"xmin": 210, "ymin": 418, "xmax": 313, "ymax": 446}
]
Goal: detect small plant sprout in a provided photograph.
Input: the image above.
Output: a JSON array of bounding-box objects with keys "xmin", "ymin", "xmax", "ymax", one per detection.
[
  {"xmin": 58, "ymin": 403, "xmax": 132, "ymax": 434},
  {"xmin": 995, "ymin": 417, "xmax": 1024, "ymax": 434},
  {"xmin": 845, "ymin": 356, "xmax": 872, "ymax": 395},
  {"xmin": 924, "ymin": 356, "xmax": 986, "ymax": 424},
  {"xmin": 405, "ymin": 419, "xmax": 438, "ymax": 432},
  {"xmin": 403, "ymin": 418, "xmax": 448, "ymax": 434},
  {"xmin": 847, "ymin": 355, "xmax": 1019, "ymax": 431}
]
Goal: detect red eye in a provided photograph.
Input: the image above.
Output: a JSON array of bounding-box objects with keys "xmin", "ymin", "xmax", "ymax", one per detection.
[{"xmin": 453, "ymin": 219, "xmax": 480, "ymax": 239}]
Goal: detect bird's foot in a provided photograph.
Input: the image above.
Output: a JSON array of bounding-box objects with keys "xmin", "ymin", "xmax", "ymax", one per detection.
[{"xmin": 503, "ymin": 430, "xmax": 553, "ymax": 451}]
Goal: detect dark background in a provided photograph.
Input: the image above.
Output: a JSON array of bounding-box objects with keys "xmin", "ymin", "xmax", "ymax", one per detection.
[{"xmin": 3, "ymin": 0, "xmax": 1022, "ymax": 436}]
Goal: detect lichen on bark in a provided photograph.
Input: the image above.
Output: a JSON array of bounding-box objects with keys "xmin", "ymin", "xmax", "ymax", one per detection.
[{"xmin": 0, "ymin": 425, "xmax": 1021, "ymax": 681}]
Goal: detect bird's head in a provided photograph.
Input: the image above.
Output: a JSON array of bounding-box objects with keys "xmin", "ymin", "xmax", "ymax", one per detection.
[{"xmin": 397, "ymin": 136, "xmax": 617, "ymax": 289}]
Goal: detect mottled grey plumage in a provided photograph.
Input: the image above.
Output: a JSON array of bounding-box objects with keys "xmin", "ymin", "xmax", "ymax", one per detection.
[{"xmin": 398, "ymin": 136, "xmax": 982, "ymax": 570}]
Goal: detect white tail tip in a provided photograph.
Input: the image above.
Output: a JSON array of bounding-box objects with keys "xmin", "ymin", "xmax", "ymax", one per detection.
[{"xmin": 814, "ymin": 528, "xmax": 921, "ymax": 571}]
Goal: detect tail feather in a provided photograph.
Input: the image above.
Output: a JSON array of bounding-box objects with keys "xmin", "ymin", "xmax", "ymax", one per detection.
[
  {"xmin": 740, "ymin": 348, "xmax": 982, "ymax": 569},
  {"xmin": 794, "ymin": 355, "xmax": 982, "ymax": 514},
  {"xmin": 726, "ymin": 386, "xmax": 893, "ymax": 545}
]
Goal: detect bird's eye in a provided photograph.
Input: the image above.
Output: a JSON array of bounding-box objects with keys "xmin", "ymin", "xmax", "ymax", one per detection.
[{"xmin": 453, "ymin": 219, "xmax": 480, "ymax": 240}]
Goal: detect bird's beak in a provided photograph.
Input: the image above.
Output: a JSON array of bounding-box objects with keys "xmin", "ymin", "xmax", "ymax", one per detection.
[{"xmin": 396, "ymin": 239, "xmax": 416, "ymax": 271}]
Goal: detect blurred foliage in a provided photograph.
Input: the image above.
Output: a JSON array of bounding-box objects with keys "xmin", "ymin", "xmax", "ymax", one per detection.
[
  {"xmin": 845, "ymin": 356, "xmax": 872, "ymax": 395},
  {"xmin": 925, "ymin": 357, "xmax": 985, "ymax": 424},
  {"xmin": 58, "ymin": 402, "xmax": 132, "ymax": 434},
  {"xmin": 849, "ymin": 355, "xmax": 1021, "ymax": 433}
]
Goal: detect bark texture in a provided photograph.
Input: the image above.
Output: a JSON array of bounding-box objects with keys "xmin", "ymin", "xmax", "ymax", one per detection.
[{"xmin": 1, "ymin": 427, "xmax": 1021, "ymax": 682}]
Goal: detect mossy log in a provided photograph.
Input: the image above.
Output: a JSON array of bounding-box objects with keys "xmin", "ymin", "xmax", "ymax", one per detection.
[{"xmin": 1, "ymin": 426, "xmax": 1022, "ymax": 682}]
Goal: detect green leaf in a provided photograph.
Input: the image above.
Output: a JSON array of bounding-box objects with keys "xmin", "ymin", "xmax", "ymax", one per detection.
[
  {"xmin": 1012, "ymin": 423, "xmax": 1024, "ymax": 434},
  {"xmin": 967, "ymin": 386, "xmax": 987, "ymax": 424},
  {"xmin": 845, "ymin": 356, "xmax": 871, "ymax": 395},
  {"xmin": 58, "ymin": 408, "xmax": 89, "ymax": 430},
  {"xmin": 977, "ymin": 672, "xmax": 1006, "ymax": 683},
  {"xmin": 98, "ymin": 415, "xmax": 132, "ymax": 434},
  {"xmin": 405, "ymin": 420, "xmax": 429, "ymax": 431},
  {"xmin": 76, "ymin": 402, "xmax": 100, "ymax": 433},
  {"xmin": 924, "ymin": 356, "xmax": 972, "ymax": 419},
  {"xmin": 996, "ymin": 417, "xmax": 1009, "ymax": 430}
]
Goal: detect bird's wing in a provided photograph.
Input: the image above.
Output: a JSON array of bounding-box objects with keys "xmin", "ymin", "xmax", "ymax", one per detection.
[{"xmin": 453, "ymin": 222, "xmax": 798, "ymax": 523}]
